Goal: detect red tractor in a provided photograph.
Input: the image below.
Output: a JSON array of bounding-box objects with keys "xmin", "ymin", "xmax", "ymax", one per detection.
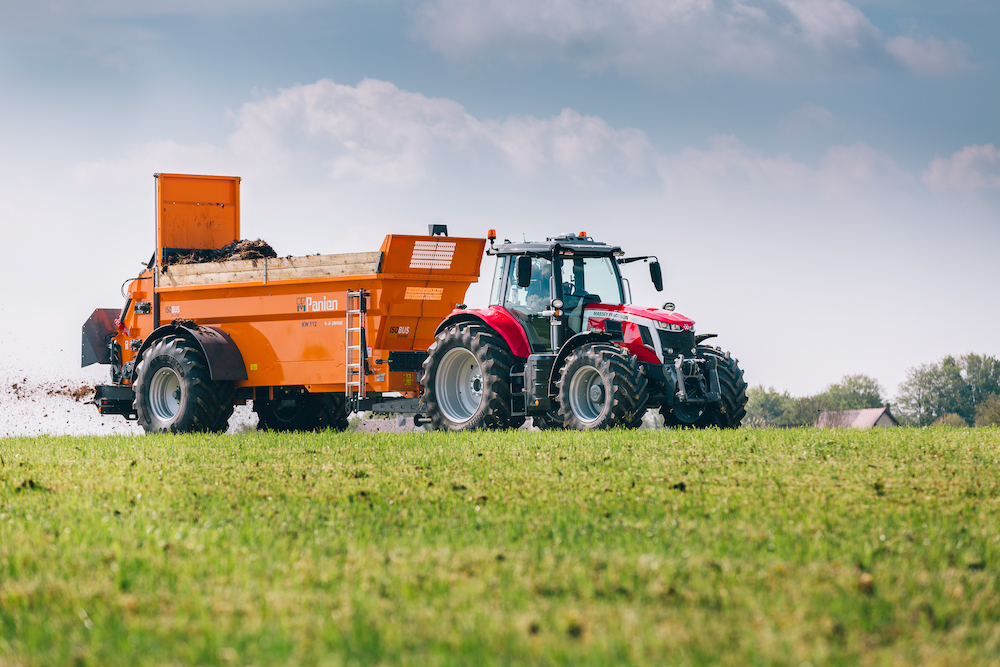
[{"xmin": 420, "ymin": 231, "xmax": 748, "ymax": 430}]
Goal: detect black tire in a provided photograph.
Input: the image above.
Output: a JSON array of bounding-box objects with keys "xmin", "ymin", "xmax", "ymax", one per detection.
[
  {"xmin": 212, "ymin": 382, "xmax": 237, "ymax": 433},
  {"xmin": 254, "ymin": 392, "xmax": 349, "ymax": 432},
  {"xmin": 134, "ymin": 334, "xmax": 228, "ymax": 434},
  {"xmin": 533, "ymin": 410, "xmax": 566, "ymax": 430},
  {"xmin": 556, "ymin": 343, "xmax": 648, "ymax": 430},
  {"xmin": 661, "ymin": 345, "xmax": 747, "ymax": 429},
  {"xmin": 421, "ymin": 322, "xmax": 519, "ymax": 431}
]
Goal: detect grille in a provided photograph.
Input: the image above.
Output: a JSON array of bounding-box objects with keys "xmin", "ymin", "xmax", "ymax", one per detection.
[{"xmin": 657, "ymin": 330, "xmax": 696, "ymax": 360}]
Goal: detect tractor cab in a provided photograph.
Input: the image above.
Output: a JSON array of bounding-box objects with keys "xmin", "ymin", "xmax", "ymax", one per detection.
[{"xmin": 490, "ymin": 233, "xmax": 634, "ymax": 353}]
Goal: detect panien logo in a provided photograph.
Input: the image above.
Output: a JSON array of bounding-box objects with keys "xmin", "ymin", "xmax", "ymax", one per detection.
[{"xmin": 297, "ymin": 296, "xmax": 339, "ymax": 313}]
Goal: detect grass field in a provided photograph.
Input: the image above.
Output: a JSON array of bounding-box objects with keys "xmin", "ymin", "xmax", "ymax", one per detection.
[{"xmin": 2, "ymin": 427, "xmax": 999, "ymax": 666}]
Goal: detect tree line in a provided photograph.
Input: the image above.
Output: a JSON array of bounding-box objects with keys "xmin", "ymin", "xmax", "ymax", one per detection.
[{"xmin": 745, "ymin": 353, "xmax": 1000, "ymax": 427}]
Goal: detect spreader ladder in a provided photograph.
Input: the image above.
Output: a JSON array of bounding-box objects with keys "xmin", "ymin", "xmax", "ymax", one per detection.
[{"xmin": 345, "ymin": 289, "xmax": 370, "ymax": 405}]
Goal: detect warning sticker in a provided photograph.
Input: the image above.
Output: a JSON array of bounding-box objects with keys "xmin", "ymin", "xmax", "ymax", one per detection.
[
  {"xmin": 409, "ymin": 241, "xmax": 456, "ymax": 270},
  {"xmin": 405, "ymin": 287, "xmax": 444, "ymax": 301}
]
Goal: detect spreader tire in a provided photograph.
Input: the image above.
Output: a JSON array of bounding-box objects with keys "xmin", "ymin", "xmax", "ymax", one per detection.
[
  {"xmin": 421, "ymin": 323, "xmax": 519, "ymax": 431},
  {"xmin": 134, "ymin": 334, "xmax": 228, "ymax": 434},
  {"xmin": 661, "ymin": 346, "xmax": 747, "ymax": 429},
  {"xmin": 212, "ymin": 382, "xmax": 237, "ymax": 433},
  {"xmin": 556, "ymin": 343, "xmax": 648, "ymax": 430},
  {"xmin": 254, "ymin": 393, "xmax": 349, "ymax": 432}
]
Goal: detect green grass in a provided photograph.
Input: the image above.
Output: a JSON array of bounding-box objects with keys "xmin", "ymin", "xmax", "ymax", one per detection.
[{"xmin": 2, "ymin": 427, "xmax": 999, "ymax": 666}]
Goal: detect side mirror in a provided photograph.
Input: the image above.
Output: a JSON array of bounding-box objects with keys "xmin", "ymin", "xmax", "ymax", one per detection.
[
  {"xmin": 516, "ymin": 255, "xmax": 532, "ymax": 288},
  {"xmin": 650, "ymin": 261, "xmax": 663, "ymax": 292}
]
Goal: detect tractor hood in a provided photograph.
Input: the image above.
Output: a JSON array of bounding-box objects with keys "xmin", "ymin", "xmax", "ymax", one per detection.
[{"xmin": 584, "ymin": 303, "xmax": 695, "ymax": 330}]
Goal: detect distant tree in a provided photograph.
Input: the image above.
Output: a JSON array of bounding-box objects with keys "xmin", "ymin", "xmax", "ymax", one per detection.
[
  {"xmin": 817, "ymin": 374, "xmax": 886, "ymax": 411},
  {"xmin": 782, "ymin": 395, "xmax": 829, "ymax": 427},
  {"xmin": 744, "ymin": 386, "xmax": 794, "ymax": 427},
  {"xmin": 895, "ymin": 354, "xmax": 1000, "ymax": 426},
  {"xmin": 975, "ymin": 395, "xmax": 1000, "ymax": 427},
  {"xmin": 933, "ymin": 413, "xmax": 967, "ymax": 428},
  {"xmin": 962, "ymin": 353, "xmax": 1000, "ymax": 408}
]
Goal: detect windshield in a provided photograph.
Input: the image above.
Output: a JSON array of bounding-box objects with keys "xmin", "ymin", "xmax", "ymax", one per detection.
[{"xmin": 560, "ymin": 256, "xmax": 623, "ymax": 306}]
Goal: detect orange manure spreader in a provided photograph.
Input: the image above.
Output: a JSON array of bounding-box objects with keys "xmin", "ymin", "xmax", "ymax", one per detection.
[{"xmin": 82, "ymin": 173, "xmax": 485, "ymax": 433}]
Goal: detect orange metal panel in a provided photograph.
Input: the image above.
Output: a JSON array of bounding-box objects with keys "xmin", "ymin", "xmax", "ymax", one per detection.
[
  {"xmin": 145, "ymin": 232, "xmax": 485, "ymax": 393},
  {"xmin": 156, "ymin": 173, "xmax": 240, "ymax": 256}
]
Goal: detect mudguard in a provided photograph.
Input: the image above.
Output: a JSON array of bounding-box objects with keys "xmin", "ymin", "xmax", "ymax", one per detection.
[
  {"xmin": 435, "ymin": 307, "xmax": 533, "ymax": 359},
  {"xmin": 133, "ymin": 322, "xmax": 248, "ymax": 382}
]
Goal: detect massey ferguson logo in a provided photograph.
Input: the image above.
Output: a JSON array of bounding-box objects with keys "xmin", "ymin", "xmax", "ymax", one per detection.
[{"xmin": 297, "ymin": 296, "xmax": 339, "ymax": 313}]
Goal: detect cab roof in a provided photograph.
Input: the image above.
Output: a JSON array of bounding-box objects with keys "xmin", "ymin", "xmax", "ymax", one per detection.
[{"xmin": 495, "ymin": 233, "xmax": 622, "ymax": 257}]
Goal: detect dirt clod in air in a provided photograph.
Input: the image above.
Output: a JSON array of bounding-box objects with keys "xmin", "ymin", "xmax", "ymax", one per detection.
[{"xmin": 163, "ymin": 239, "xmax": 278, "ymax": 265}]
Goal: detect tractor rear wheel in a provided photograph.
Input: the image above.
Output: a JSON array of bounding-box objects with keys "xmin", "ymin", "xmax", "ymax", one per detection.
[
  {"xmin": 556, "ymin": 343, "xmax": 648, "ymax": 430},
  {"xmin": 134, "ymin": 334, "xmax": 229, "ymax": 434},
  {"xmin": 254, "ymin": 393, "xmax": 349, "ymax": 432},
  {"xmin": 661, "ymin": 346, "xmax": 747, "ymax": 428},
  {"xmin": 421, "ymin": 323, "xmax": 519, "ymax": 431}
]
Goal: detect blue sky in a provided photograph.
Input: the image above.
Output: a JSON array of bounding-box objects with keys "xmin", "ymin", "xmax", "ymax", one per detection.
[{"xmin": 1, "ymin": 0, "xmax": 997, "ymax": 398}]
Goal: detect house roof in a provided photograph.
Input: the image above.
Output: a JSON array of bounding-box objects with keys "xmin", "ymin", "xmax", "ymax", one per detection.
[{"xmin": 815, "ymin": 405, "xmax": 899, "ymax": 428}]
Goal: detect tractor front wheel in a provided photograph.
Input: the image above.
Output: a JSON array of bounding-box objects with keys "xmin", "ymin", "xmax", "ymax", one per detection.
[
  {"xmin": 661, "ymin": 346, "xmax": 747, "ymax": 428},
  {"xmin": 421, "ymin": 323, "xmax": 519, "ymax": 431},
  {"xmin": 556, "ymin": 343, "xmax": 648, "ymax": 430},
  {"xmin": 134, "ymin": 334, "xmax": 231, "ymax": 434}
]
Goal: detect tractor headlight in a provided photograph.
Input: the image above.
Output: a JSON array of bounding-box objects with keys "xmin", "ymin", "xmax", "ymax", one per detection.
[{"xmin": 653, "ymin": 321, "xmax": 685, "ymax": 332}]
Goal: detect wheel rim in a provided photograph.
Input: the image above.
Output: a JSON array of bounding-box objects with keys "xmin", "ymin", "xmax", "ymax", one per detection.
[
  {"xmin": 436, "ymin": 347, "xmax": 484, "ymax": 424},
  {"xmin": 567, "ymin": 365, "xmax": 606, "ymax": 423},
  {"xmin": 149, "ymin": 367, "xmax": 182, "ymax": 421}
]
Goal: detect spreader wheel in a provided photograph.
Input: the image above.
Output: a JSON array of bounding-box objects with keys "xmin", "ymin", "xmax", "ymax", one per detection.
[
  {"xmin": 134, "ymin": 334, "xmax": 229, "ymax": 434},
  {"xmin": 254, "ymin": 392, "xmax": 349, "ymax": 432}
]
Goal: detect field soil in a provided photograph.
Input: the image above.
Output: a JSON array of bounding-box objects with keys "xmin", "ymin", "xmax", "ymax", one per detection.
[{"xmin": 2, "ymin": 427, "xmax": 999, "ymax": 666}]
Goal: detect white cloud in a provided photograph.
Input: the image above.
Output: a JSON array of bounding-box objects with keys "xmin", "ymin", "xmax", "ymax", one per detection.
[
  {"xmin": 225, "ymin": 78, "xmax": 656, "ymax": 186},
  {"xmin": 656, "ymin": 135, "xmax": 912, "ymax": 200},
  {"xmin": 885, "ymin": 35, "xmax": 972, "ymax": 77},
  {"xmin": 412, "ymin": 0, "xmax": 971, "ymax": 80},
  {"xmin": 922, "ymin": 144, "xmax": 1000, "ymax": 194}
]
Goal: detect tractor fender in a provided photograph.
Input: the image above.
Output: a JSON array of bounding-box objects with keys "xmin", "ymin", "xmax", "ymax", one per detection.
[
  {"xmin": 547, "ymin": 331, "xmax": 615, "ymax": 396},
  {"xmin": 133, "ymin": 323, "xmax": 248, "ymax": 382},
  {"xmin": 434, "ymin": 307, "xmax": 532, "ymax": 359}
]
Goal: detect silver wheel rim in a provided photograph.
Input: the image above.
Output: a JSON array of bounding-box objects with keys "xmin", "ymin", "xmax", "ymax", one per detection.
[
  {"xmin": 436, "ymin": 347, "xmax": 484, "ymax": 424},
  {"xmin": 149, "ymin": 367, "xmax": 182, "ymax": 421},
  {"xmin": 568, "ymin": 365, "xmax": 605, "ymax": 423}
]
